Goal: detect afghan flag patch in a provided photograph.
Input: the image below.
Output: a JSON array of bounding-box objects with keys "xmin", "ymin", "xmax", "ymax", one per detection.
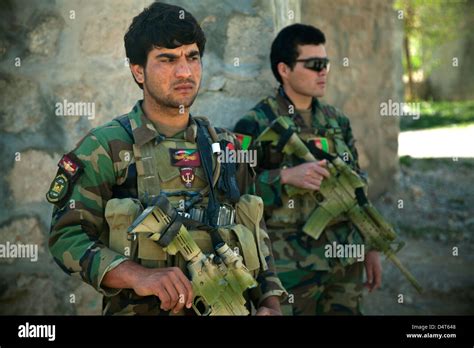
[
  {"xmin": 311, "ymin": 137, "xmax": 329, "ymax": 152},
  {"xmin": 169, "ymin": 149, "xmax": 201, "ymax": 167},
  {"xmin": 234, "ymin": 133, "xmax": 252, "ymax": 151}
]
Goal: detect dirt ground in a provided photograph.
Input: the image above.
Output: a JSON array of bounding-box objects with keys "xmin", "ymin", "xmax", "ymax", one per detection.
[{"xmin": 363, "ymin": 157, "xmax": 474, "ymax": 315}]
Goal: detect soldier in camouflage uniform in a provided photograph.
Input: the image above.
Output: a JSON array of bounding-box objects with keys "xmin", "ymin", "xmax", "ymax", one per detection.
[
  {"xmin": 46, "ymin": 2, "xmax": 286, "ymax": 316},
  {"xmin": 234, "ymin": 24, "xmax": 382, "ymax": 315}
]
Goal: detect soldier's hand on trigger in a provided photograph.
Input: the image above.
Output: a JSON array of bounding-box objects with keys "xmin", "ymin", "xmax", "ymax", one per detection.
[
  {"xmin": 280, "ymin": 160, "xmax": 330, "ymax": 191},
  {"xmin": 133, "ymin": 267, "xmax": 194, "ymax": 313}
]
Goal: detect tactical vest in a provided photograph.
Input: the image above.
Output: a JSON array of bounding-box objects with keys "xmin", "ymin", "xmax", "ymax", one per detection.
[
  {"xmin": 104, "ymin": 115, "xmax": 268, "ymax": 279},
  {"xmin": 262, "ymin": 98, "xmax": 355, "ymax": 228}
]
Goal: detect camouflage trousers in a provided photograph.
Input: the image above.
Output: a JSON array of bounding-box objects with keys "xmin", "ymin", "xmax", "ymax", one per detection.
[
  {"xmin": 278, "ymin": 261, "xmax": 364, "ymax": 315},
  {"xmin": 269, "ymin": 223, "xmax": 366, "ymax": 315}
]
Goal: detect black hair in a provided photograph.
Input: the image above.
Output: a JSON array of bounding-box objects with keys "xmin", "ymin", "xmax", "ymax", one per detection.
[
  {"xmin": 270, "ymin": 24, "xmax": 326, "ymax": 84},
  {"xmin": 124, "ymin": 2, "xmax": 206, "ymax": 88}
]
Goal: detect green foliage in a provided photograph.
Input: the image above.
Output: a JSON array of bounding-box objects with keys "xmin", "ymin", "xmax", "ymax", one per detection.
[
  {"xmin": 400, "ymin": 100, "xmax": 474, "ymax": 131},
  {"xmin": 399, "ymin": 155, "xmax": 413, "ymax": 167},
  {"xmin": 394, "ymin": 0, "xmax": 469, "ymax": 76}
]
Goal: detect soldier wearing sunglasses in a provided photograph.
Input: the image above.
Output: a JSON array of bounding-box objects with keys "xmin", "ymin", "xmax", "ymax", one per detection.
[{"xmin": 234, "ymin": 24, "xmax": 382, "ymax": 315}]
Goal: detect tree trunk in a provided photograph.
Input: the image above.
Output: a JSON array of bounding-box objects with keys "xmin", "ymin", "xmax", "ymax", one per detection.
[{"xmin": 404, "ymin": 34, "xmax": 414, "ymax": 100}]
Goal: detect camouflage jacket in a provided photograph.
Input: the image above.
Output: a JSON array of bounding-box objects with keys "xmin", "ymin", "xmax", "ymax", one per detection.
[
  {"xmin": 234, "ymin": 88, "xmax": 366, "ymax": 208},
  {"xmin": 47, "ymin": 100, "xmax": 286, "ymax": 315},
  {"xmin": 234, "ymin": 88, "xmax": 369, "ymax": 271}
]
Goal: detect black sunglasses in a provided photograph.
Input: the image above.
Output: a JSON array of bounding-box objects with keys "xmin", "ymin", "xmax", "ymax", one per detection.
[{"xmin": 295, "ymin": 57, "xmax": 330, "ymax": 72}]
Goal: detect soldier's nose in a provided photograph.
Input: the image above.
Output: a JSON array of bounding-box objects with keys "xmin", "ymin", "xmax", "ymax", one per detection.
[{"xmin": 175, "ymin": 62, "xmax": 192, "ymax": 79}]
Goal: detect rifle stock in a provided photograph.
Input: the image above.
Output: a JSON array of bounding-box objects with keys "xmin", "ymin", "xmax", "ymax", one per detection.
[{"xmin": 128, "ymin": 199, "xmax": 258, "ymax": 315}]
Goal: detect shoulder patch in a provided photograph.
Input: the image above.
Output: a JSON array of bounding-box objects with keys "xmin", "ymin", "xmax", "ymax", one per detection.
[
  {"xmin": 46, "ymin": 173, "xmax": 69, "ymax": 203},
  {"xmin": 46, "ymin": 153, "xmax": 84, "ymax": 206},
  {"xmin": 58, "ymin": 154, "xmax": 82, "ymax": 179}
]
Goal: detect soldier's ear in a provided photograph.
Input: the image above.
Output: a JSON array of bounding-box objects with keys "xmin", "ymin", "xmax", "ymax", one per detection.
[
  {"xmin": 277, "ymin": 62, "xmax": 290, "ymax": 81},
  {"xmin": 130, "ymin": 63, "xmax": 145, "ymax": 85}
]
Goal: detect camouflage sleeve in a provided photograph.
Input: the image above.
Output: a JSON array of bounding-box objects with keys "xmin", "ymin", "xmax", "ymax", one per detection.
[
  {"xmin": 234, "ymin": 112, "xmax": 284, "ymax": 208},
  {"xmin": 335, "ymin": 110, "xmax": 369, "ymax": 182},
  {"xmin": 254, "ymin": 169, "xmax": 283, "ymax": 208},
  {"xmin": 48, "ymin": 130, "xmax": 128, "ymax": 296},
  {"xmin": 249, "ymin": 218, "xmax": 288, "ymax": 307}
]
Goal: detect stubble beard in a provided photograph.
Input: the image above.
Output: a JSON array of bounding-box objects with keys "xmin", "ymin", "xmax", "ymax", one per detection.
[
  {"xmin": 144, "ymin": 77, "xmax": 199, "ymax": 112},
  {"xmin": 148, "ymin": 87, "xmax": 198, "ymax": 110}
]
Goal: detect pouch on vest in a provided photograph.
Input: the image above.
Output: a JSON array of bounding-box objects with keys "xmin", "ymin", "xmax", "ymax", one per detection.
[
  {"xmin": 137, "ymin": 232, "xmax": 168, "ymax": 262},
  {"xmin": 217, "ymin": 225, "xmax": 261, "ymax": 278},
  {"xmin": 105, "ymin": 198, "xmax": 168, "ymax": 263},
  {"xmin": 235, "ymin": 194, "xmax": 269, "ymax": 272},
  {"xmin": 171, "ymin": 225, "xmax": 261, "ymax": 278},
  {"xmin": 105, "ymin": 198, "xmax": 142, "ymax": 257}
]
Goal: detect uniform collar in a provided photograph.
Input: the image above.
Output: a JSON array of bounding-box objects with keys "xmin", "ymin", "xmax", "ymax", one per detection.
[
  {"xmin": 275, "ymin": 85, "xmax": 321, "ymax": 116},
  {"xmin": 126, "ymin": 100, "xmax": 198, "ymax": 146}
]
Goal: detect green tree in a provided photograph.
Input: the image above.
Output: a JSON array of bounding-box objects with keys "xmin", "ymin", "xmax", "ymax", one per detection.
[{"xmin": 394, "ymin": 0, "xmax": 468, "ymax": 100}]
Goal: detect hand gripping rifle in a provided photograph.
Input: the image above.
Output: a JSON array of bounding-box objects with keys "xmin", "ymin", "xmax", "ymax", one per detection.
[
  {"xmin": 257, "ymin": 116, "xmax": 422, "ymax": 293},
  {"xmin": 128, "ymin": 195, "xmax": 258, "ymax": 315}
]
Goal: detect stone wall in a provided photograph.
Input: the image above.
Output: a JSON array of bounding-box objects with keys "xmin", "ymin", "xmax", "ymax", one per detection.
[{"xmin": 0, "ymin": 0, "xmax": 401, "ymax": 314}]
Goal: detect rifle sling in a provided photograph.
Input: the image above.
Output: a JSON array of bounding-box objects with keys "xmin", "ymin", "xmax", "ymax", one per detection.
[
  {"xmin": 275, "ymin": 127, "xmax": 295, "ymax": 153},
  {"xmin": 354, "ymin": 187, "xmax": 369, "ymax": 207},
  {"xmin": 152, "ymin": 195, "xmax": 213, "ymax": 248},
  {"xmin": 195, "ymin": 118, "xmax": 220, "ymax": 228},
  {"xmin": 306, "ymin": 140, "xmax": 336, "ymax": 161}
]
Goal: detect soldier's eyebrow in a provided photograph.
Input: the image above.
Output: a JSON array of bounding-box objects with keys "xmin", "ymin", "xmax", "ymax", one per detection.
[
  {"xmin": 155, "ymin": 50, "xmax": 200, "ymax": 59},
  {"xmin": 156, "ymin": 53, "xmax": 179, "ymax": 59},
  {"xmin": 186, "ymin": 50, "xmax": 200, "ymax": 58}
]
